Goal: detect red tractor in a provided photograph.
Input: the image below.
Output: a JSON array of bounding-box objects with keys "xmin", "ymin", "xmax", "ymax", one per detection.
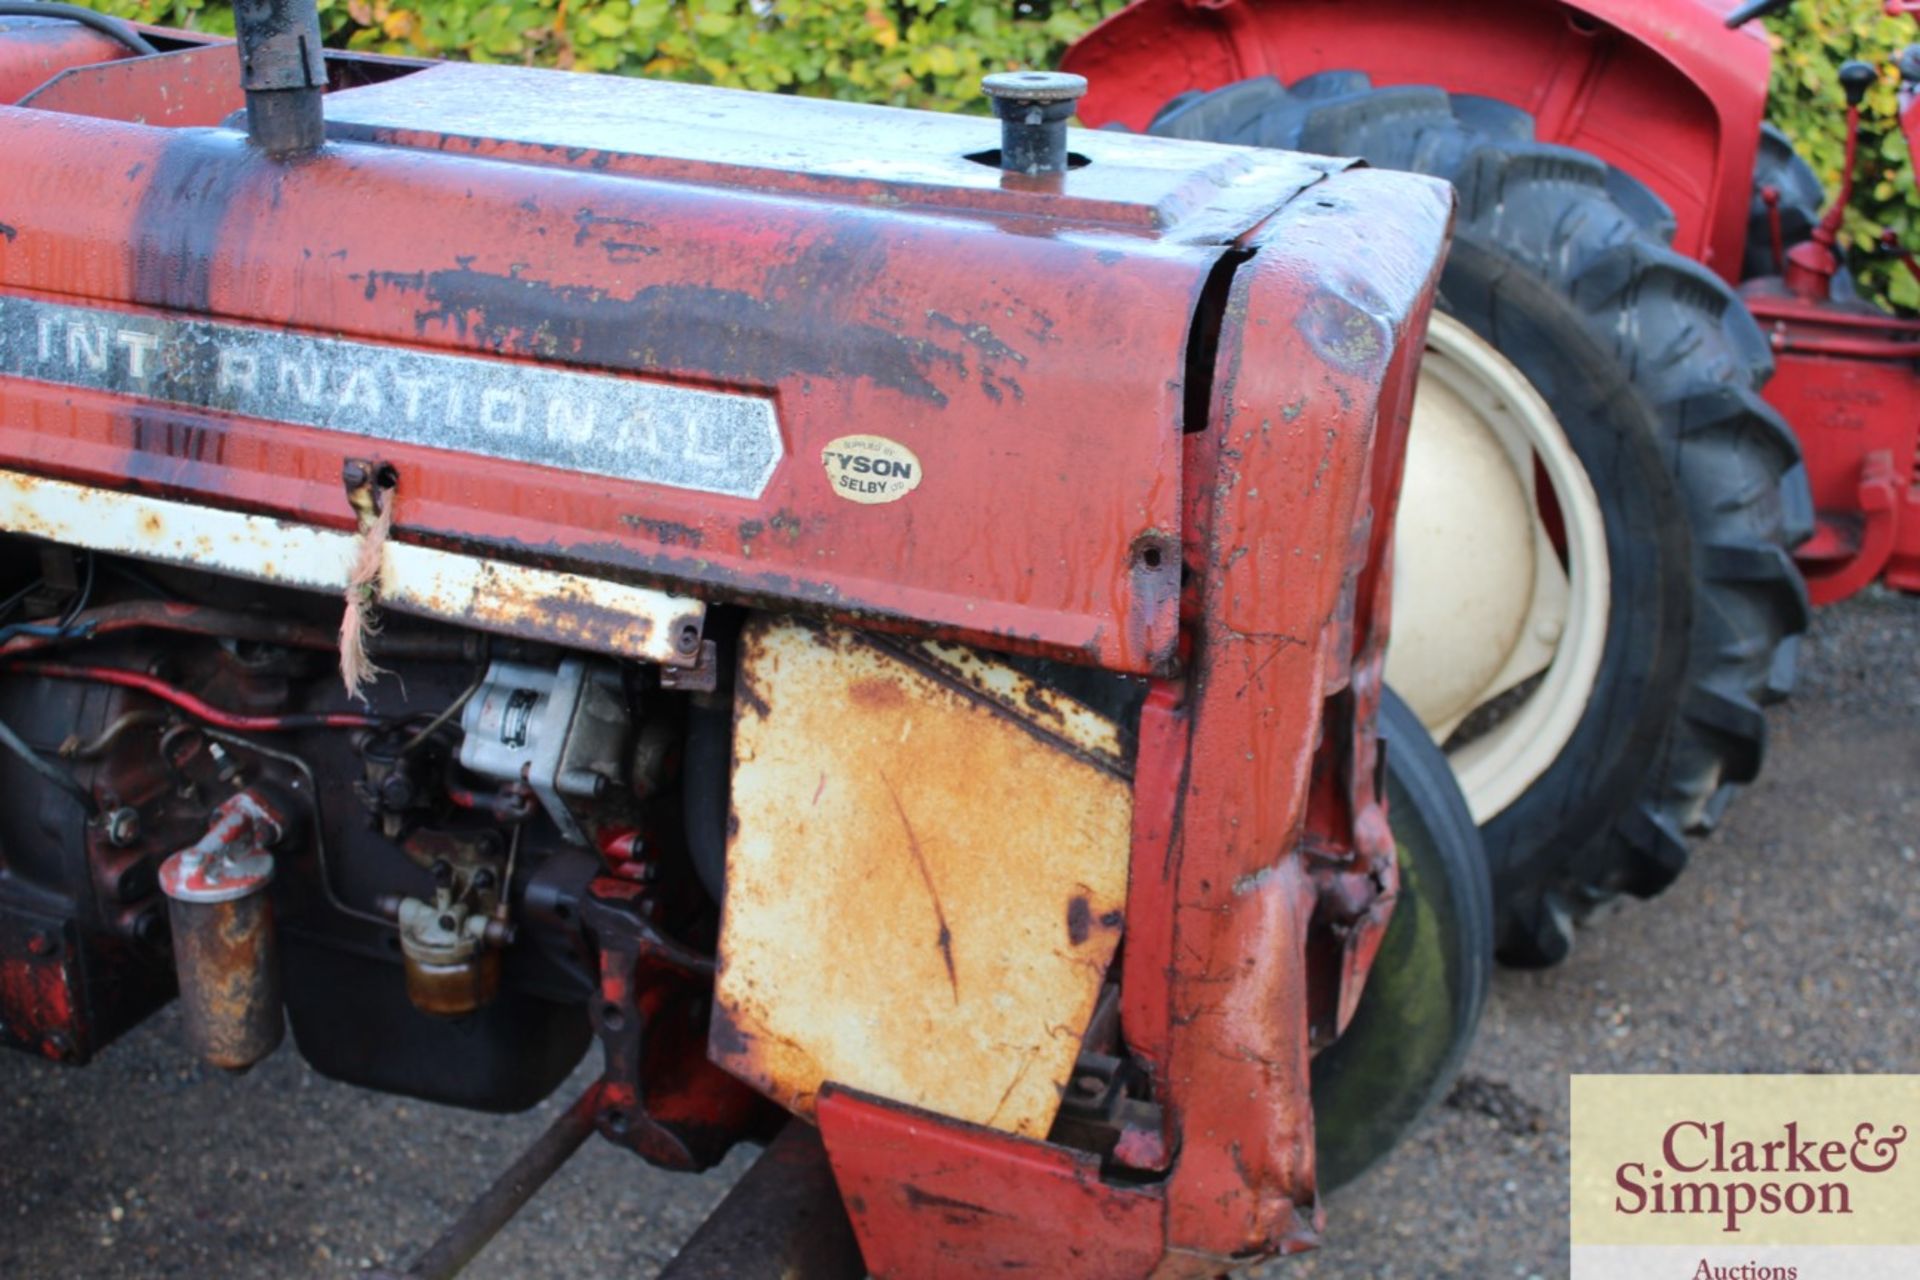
[
  {"xmin": 1065, "ymin": 0, "xmax": 1920, "ymax": 965},
  {"xmin": 0, "ymin": 1, "xmax": 1486, "ymax": 1275}
]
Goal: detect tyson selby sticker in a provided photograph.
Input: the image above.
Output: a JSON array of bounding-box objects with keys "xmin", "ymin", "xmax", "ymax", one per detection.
[{"xmin": 822, "ymin": 434, "xmax": 923, "ymax": 505}]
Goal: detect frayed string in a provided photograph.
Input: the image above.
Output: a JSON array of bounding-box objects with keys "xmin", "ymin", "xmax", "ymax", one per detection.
[{"xmin": 339, "ymin": 477, "xmax": 395, "ymax": 703}]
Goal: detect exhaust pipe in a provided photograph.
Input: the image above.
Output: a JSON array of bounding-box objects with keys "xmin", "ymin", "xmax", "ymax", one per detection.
[{"xmin": 231, "ymin": 0, "xmax": 327, "ymax": 157}]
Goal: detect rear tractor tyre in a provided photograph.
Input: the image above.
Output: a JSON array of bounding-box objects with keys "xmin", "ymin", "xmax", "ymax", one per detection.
[
  {"xmin": 1311, "ymin": 688, "xmax": 1492, "ymax": 1192},
  {"xmin": 1151, "ymin": 74, "xmax": 1811, "ymax": 966},
  {"xmin": 1744, "ymin": 122, "xmax": 1857, "ymax": 299},
  {"xmin": 1746, "ymin": 122, "xmax": 1831, "ymax": 281}
]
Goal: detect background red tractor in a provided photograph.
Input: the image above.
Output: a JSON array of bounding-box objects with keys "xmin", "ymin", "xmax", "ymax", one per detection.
[{"xmin": 1064, "ymin": 0, "xmax": 1920, "ymax": 965}]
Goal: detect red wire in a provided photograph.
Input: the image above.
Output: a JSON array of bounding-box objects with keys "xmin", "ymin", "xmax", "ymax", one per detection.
[{"xmin": 7, "ymin": 661, "xmax": 381, "ymax": 732}]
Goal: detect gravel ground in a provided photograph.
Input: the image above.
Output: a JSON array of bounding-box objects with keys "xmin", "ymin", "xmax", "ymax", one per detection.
[{"xmin": 2, "ymin": 589, "xmax": 1914, "ymax": 1278}]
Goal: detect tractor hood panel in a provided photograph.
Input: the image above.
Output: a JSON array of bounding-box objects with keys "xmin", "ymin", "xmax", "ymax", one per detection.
[
  {"xmin": 319, "ymin": 62, "xmax": 1339, "ymax": 244},
  {"xmin": 0, "ymin": 71, "xmax": 1339, "ymax": 673}
]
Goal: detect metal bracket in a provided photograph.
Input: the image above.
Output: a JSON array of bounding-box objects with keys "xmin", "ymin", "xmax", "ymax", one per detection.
[{"xmin": 579, "ymin": 876, "xmax": 726, "ymax": 1170}]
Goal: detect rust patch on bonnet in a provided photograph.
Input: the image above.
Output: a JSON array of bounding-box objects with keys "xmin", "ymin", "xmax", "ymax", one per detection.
[
  {"xmin": 1294, "ymin": 287, "xmax": 1391, "ymax": 378},
  {"xmin": 713, "ymin": 616, "xmax": 1131, "ymax": 1139}
]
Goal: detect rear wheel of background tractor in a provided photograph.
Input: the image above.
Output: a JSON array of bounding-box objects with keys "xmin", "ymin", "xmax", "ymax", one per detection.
[
  {"xmin": 1152, "ymin": 75, "xmax": 1812, "ymax": 966},
  {"xmin": 1746, "ymin": 123, "xmax": 1836, "ymax": 282},
  {"xmin": 1312, "ymin": 687, "xmax": 1491, "ymax": 1192},
  {"xmin": 1744, "ymin": 122, "xmax": 1857, "ymax": 297}
]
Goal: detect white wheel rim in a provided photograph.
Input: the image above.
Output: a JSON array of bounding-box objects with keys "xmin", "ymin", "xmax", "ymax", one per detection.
[{"xmin": 1385, "ymin": 313, "xmax": 1611, "ymax": 825}]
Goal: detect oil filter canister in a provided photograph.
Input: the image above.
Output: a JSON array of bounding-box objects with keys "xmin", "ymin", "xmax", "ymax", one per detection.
[{"xmin": 158, "ymin": 789, "xmax": 287, "ymax": 1071}]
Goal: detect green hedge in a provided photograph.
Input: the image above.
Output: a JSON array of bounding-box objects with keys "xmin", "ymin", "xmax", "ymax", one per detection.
[
  {"xmin": 84, "ymin": 0, "xmax": 1127, "ymax": 112},
  {"xmin": 1764, "ymin": 1, "xmax": 1920, "ymax": 309},
  {"xmin": 61, "ymin": 0, "xmax": 1920, "ymax": 306}
]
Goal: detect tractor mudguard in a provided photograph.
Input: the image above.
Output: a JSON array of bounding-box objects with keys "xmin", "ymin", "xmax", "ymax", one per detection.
[{"xmin": 1063, "ymin": 0, "xmax": 1772, "ymax": 280}]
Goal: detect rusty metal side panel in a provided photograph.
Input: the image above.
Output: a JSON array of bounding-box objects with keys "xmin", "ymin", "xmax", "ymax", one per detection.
[
  {"xmin": 0, "ymin": 469, "xmax": 707, "ymax": 667},
  {"xmin": 1148, "ymin": 166, "xmax": 1453, "ymax": 1267},
  {"xmin": 817, "ymin": 1086, "xmax": 1165, "ymax": 1280},
  {"xmin": 713, "ymin": 616, "xmax": 1131, "ymax": 1139}
]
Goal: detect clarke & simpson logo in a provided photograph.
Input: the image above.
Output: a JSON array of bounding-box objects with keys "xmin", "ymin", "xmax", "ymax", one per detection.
[
  {"xmin": 1614, "ymin": 1119, "xmax": 1908, "ymax": 1233},
  {"xmin": 1571, "ymin": 1077, "xmax": 1920, "ymax": 1280}
]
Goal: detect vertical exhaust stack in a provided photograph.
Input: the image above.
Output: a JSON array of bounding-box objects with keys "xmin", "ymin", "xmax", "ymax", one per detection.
[{"xmin": 231, "ymin": 0, "xmax": 328, "ymax": 156}]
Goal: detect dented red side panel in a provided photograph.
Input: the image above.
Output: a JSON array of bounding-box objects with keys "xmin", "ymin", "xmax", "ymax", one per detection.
[
  {"xmin": 1153, "ymin": 167, "xmax": 1447, "ymax": 1265},
  {"xmin": 818, "ymin": 1087, "xmax": 1168, "ymax": 1279},
  {"xmin": 812, "ymin": 165, "xmax": 1451, "ymax": 1275}
]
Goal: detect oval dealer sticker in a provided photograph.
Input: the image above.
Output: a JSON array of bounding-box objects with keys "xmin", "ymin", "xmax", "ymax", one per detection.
[{"xmin": 822, "ymin": 435, "xmax": 923, "ymax": 505}]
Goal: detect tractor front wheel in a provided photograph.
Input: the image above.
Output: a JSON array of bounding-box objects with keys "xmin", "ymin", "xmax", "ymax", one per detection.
[{"xmin": 1311, "ymin": 687, "xmax": 1491, "ymax": 1192}]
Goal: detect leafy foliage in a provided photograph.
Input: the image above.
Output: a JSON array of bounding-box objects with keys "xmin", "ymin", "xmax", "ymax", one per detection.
[
  {"xmin": 85, "ymin": 0, "xmax": 230, "ymax": 35},
  {"xmin": 1764, "ymin": 2, "xmax": 1920, "ymax": 309},
  {"xmin": 62, "ymin": 1, "xmax": 1920, "ymax": 306},
  {"xmin": 82, "ymin": 0, "xmax": 1127, "ymax": 112}
]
